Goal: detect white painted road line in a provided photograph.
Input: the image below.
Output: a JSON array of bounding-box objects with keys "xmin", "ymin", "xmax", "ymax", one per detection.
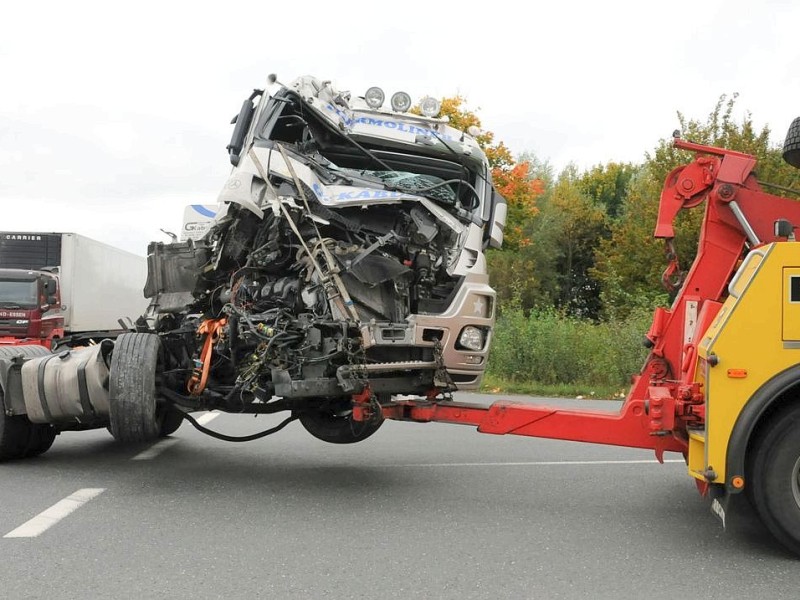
[
  {"xmin": 4, "ymin": 488, "xmax": 106, "ymax": 538},
  {"xmin": 389, "ymin": 459, "xmax": 686, "ymax": 468},
  {"xmin": 196, "ymin": 412, "xmax": 220, "ymax": 426},
  {"xmin": 131, "ymin": 438, "xmax": 179, "ymax": 461},
  {"xmin": 130, "ymin": 413, "xmax": 217, "ymax": 461}
]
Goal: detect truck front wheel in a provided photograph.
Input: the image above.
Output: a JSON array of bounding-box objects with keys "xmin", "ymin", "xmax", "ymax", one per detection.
[
  {"xmin": 298, "ymin": 397, "xmax": 384, "ymax": 444},
  {"xmin": 109, "ymin": 333, "xmax": 164, "ymax": 443},
  {"xmin": 749, "ymin": 404, "xmax": 800, "ymax": 555},
  {"xmin": 159, "ymin": 409, "xmax": 184, "ymax": 437}
]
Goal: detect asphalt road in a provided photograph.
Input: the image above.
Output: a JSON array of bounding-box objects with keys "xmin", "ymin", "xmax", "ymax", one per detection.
[{"xmin": 0, "ymin": 393, "xmax": 797, "ymax": 600}]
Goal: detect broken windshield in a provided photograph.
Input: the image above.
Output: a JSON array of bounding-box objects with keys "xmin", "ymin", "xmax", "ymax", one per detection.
[
  {"xmin": 254, "ymin": 91, "xmax": 481, "ymax": 210},
  {"xmin": 333, "ymin": 169, "xmax": 456, "ymax": 204}
]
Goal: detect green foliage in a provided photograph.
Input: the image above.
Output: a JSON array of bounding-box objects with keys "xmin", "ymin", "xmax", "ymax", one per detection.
[
  {"xmin": 592, "ymin": 93, "xmax": 797, "ymax": 319},
  {"xmin": 475, "ymin": 93, "xmax": 800, "ymax": 390},
  {"xmin": 528, "ymin": 167, "xmax": 609, "ymax": 317},
  {"xmin": 487, "ymin": 306, "xmax": 652, "ymax": 389},
  {"xmin": 487, "ymin": 249, "xmax": 543, "ymax": 314},
  {"xmin": 430, "ymin": 95, "xmax": 543, "ymax": 251},
  {"xmin": 646, "ymin": 94, "xmax": 797, "ymax": 187},
  {"xmin": 590, "ymin": 171, "xmax": 672, "ymax": 319},
  {"xmin": 491, "ymin": 159, "xmax": 631, "ymax": 318},
  {"xmin": 577, "ymin": 162, "xmax": 638, "ymax": 219}
]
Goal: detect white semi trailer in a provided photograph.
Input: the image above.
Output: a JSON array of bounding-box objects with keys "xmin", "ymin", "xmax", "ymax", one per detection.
[{"xmin": 0, "ymin": 232, "xmax": 149, "ymax": 347}]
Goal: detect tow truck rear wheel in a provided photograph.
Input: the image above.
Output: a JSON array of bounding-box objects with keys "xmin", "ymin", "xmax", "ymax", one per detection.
[
  {"xmin": 298, "ymin": 398, "xmax": 384, "ymax": 444},
  {"xmin": 108, "ymin": 333, "xmax": 164, "ymax": 443},
  {"xmin": 784, "ymin": 117, "xmax": 800, "ymax": 169},
  {"xmin": 749, "ymin": 404, "xmax": 800, "ymax": 555}
]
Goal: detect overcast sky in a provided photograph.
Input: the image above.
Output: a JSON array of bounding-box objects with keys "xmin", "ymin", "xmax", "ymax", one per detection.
[{"xmin": 2, "ymin": 0, "xmax": 798, "ymax": 255}]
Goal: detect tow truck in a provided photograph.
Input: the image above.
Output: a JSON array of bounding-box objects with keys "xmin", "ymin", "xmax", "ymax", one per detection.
[
  {"xmin": 2, "ymin": 75, "xmax": 800, "ymax": 555},
  {"xmin": 370, "ymin": 119, "xmax": 800, "ymax": 555}
]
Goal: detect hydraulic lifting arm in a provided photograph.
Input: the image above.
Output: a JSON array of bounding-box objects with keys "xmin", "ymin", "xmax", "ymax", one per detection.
[{"xmin": 361, "ymin": 138, "xmax": 800, "ymax": 463}]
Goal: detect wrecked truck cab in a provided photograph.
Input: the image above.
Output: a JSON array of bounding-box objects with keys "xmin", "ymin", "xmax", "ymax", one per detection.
[{"xmin": 141, "ymin": 75, "xmax": 507, "ymax": 444}]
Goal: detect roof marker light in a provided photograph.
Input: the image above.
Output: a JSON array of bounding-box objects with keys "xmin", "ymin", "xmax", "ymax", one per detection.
[
  {"xmin": 365, "ymin": 87, "xmax": 385, "ymax": 109},
  {"xmin": 420, "ymin": 96, "xmax": 441, "ymax": 118},
  {"xmin": 391, "ymin": 91, "xmax": 412, "ymax": 113}
]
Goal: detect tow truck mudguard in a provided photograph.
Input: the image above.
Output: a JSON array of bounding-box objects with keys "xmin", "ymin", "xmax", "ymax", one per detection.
[{"xmin": 726, "ymin": 364, "xmax": 800, "ymax": 493}]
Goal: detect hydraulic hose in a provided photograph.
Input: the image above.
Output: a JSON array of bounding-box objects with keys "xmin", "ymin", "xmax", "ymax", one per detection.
[{"xmin": 181, "ymin": 412, "xmax": 298, "ymax": 442}]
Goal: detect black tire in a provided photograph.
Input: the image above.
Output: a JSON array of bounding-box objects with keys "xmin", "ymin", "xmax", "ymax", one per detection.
[
  {"xmin": 0, "ymin": 345, "xmax": 52, "ymax": 360},
  {"xmin": 748, "ymin": 404, "xmax": 800, "ymax": 555},
  {"xmin": 784, "ymin": 117, "xmax": 800, "ymax": 169},
  {"xmin": 298, "ymin": 404, "xmax": 384, "ymax": 444},
  {"xmin": 0, "ymin": 410, "xmax": 34, "ymax": 461},
  {"xmin": 0, "ymin": 394, "xmax": 56, "ymax": 461},
  {"xmin": 159, "ymin": 409, "xmax": 184, "ymax": 437},
  {"xmin": 0, "ymin": 345, "xmax": 56, "ymax": 461},
  {"xmin": 24, "ymin": 424, "xmax": 56, "ymax": 457},
  {"xmin": 108, "ymin": 333, "xmax": 162, "ymax": 443}
]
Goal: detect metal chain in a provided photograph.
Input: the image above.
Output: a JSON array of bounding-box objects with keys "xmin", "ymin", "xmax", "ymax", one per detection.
[
  {"xmin": 346, "ymin": 335, "xmax": 368, "ymax": 388},
  {"xmin": 433, "ymin": 338, "xmax": 455, "ymax": 402},
  {"xmin": 661, "ymin": 239, "xmax": 684, "ymax": 292},
  {"xmin": 345, "ymin": 334, "xmax": 384, "ymax": 425}
]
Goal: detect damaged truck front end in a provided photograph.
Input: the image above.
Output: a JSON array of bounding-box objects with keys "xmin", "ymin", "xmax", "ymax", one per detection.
[{"xmin": 142, "ymin": 75, "xmax": 507, "ymax": 443}]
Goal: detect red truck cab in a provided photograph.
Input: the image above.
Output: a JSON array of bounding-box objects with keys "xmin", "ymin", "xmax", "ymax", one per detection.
[{"xmin": 0, "ymin": 268, "xmax": 64, "ymax": 347}]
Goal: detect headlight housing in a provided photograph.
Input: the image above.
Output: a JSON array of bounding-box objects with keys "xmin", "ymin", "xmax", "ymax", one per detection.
[{"xmin": 458, "ymin": 326, "xmax": 486, "ymax": 351}]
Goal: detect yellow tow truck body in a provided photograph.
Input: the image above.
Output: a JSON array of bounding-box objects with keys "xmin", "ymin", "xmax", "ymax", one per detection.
[{"xmin": 694, "ymin": 244, "xmax": 800, "ymax": 486}]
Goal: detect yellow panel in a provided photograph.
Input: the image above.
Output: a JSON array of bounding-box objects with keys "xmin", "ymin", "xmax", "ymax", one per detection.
[
  {"xmin": 687, "ymin": 430, "xmax": 707, "ymax": 481},
  {"xmin": 698, "ymin": 244, "xmax": 800, "ymax": 484},
  {"xmin": 699, "ymin": 250, "xmax": 765, "ymax": 358},
  {"xmin": 729, "ymin": 251, "xmax": 765, "ymax": 298},
  {"xmin": 783, "ymin": 267, "xmax": 800, "ymax": 340}
]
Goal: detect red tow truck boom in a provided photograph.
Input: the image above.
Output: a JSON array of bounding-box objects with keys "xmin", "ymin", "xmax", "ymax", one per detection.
[
  {"xmin": 366, "ymin": 135, "xmax": 800, "ymax": 500},
  {"xmin": 368, "ymin": 131, "xmax": 800, "ymax": 552}
]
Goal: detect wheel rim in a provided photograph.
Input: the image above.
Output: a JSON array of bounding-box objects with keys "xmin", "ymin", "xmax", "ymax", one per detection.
[{"xmin": 792, "ymin": 456, "xmax": 800, "ymax": 509}]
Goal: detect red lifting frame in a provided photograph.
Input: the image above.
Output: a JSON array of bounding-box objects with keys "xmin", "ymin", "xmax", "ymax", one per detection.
[{"xmin": 365, "ymin": 139, "xmax": 800, "ymax": 461}]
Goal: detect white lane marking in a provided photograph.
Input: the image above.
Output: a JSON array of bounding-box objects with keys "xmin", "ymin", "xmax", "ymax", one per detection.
[
  {"xmin": 388, "ymin": 459, "xmax": 685, "ymax": 468},
  {"xmin": 4, "ymin": 488, "xmax": 106, "ymax": 538},
  {"xmin": 131, "ymin": 412, "xmax": 217, "ymax": 461},
  {"xmin": 196, "ymin": 412, "xmax": 219, "ymax": 426},
  {"xmin": 131, "ymin": 438, "xmax": 179, "ymax": 461}
]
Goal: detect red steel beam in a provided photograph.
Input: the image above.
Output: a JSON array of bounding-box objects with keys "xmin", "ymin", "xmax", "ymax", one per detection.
[{"xmin": 380, "ymin": 399, "xmax": 686, "ymax": 455}]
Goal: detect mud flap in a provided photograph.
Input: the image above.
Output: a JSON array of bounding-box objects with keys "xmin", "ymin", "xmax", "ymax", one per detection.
[{"xmin": 710, "ymin": 484, "xmax": 731, "ymax": 528}]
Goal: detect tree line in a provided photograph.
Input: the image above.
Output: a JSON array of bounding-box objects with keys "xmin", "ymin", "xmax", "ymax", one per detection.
[
  {"xmin": 443, "ymin": 94, "xmax": 800, "ymax": 321},
  {"xmin": 433, "ymin": 95, "xmax": 800, "ymax": 392}
]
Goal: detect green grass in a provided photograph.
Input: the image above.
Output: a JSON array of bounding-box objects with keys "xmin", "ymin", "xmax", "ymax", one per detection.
[
  {"xmin": 479, "ymin": 373, "xmax": 626, "ymax": 400},
  {"xmin": 483, "ymin": 306, "xmax": 652, "ymax": 399}
]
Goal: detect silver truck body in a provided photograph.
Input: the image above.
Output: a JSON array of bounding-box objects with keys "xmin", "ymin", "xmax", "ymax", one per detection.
[
  {"xmin": 206, "ymin": 76, "xmax": 506, "ymax": 389},
  {"xmin": 140, "ymin": 74, "xmax": 509, "ymax": 444}
]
